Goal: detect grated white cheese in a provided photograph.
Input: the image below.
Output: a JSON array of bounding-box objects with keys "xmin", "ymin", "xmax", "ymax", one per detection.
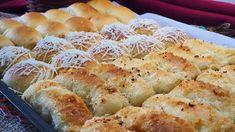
[{"xmin": 129, "ymin": 18, "xmax": 160, "ymax": 34}]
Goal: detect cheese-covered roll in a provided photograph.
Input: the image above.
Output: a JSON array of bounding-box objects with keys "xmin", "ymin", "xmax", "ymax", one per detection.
[
  {"xmin": 2, "ymin": 59, "xmax": 56, "ymax": 92},
  {"xmin": 123, "ymin": 35, "xmax": 164, "ymax": 58},
  {"xmin": 100, "ymin": 23, "xmax": 135, "ymax": 41},
  {"xmin": 32, "ymin": 36, "xmax": 75, "ymax": 63},
  {"xmin": 0, "ymin": 46, "xmax": 34, "ymax": 75},
  {"xmin": 36, "ymin": 21, "xmax": 69, "ymax": 37},
  {"xmin": 0, "ymin": 35, "xmax": 14, "ymax": 48},
  {"xmin": 106, "ymin": 5, "xmax": 136, "ymax": 24},
  {"xmin": 19, "ymin": 12, "xmax": 48, "ymax": 28},
  {"xmin": 4, "ymin": 26, "xmax": 42, "ymax": 49},
  {"xmin": 64, "ymin": 17, "xmax": 97, "ymax": 32},
  {"xmin": 22, "ymin": 80, "xmax": 93, "ymax": 131},
  {"xmin": 87, "ymin": 0, "xmax": 113, "ymax": 14},
  {"xmin": 68, "ymin": 3, "xmax": 99, "ymax": 19},
  {"xmin": 0, "ymin": 18, "xmax": 23, "ymax": 34},
  {"xmin": 88, "ymin": 40, "xmax": 129, "ymax": 62},
  {"xmin": 90, "ymin": 14, "xmax": 119, "ymax": 31},
  {"xmin": 44, "ymin": 9, "xmax": 72, "ymax": 23},
  {"xmin": 129, "ymin": 18, "xmax": 160, "ymax": 36},
  {"xmin": 143, "ymin": 94, "xmax": 235, "ymax": 132},
  {"xmin": 154, "ymin": 26, "xmax": 189, "ymax": 47},
  {"xmin": 65, "ymin": 31, "xmax": 103, "ymax": 51}
]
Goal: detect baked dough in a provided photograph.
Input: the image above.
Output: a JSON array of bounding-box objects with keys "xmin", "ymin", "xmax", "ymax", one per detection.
[
  {"xmin": 87, "ymin": 0, "xmax": 113, "ymax": 14},
  {"xmin": 0, "ymin": 35, "xmax": 14, "ymax": 48},
  {"xmin": 68, "ymin": 3, "xmax": 99, "ymax": 19},
  {"xmin": 19, "ymin": 12, "xmax": 48, "ymax": 28},
  {"xmin": 0, "ymin": 18, "xmax": 23, "ymax": 34},
  {"xmin": 44, "ymin": 9, "xmax": 72, "ymax": 23},
  {"xmin": 64, "ymin": 17, "xmax": 97, "ymax": 32}
]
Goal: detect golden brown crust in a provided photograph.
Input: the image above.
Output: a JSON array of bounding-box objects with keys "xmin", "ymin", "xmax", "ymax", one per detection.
[
  {"xmin": 0, "ymin": 18, "xmax": 23, "ymax": 33},
  {"xmin": 19, "ymin": 12, "xmax": 48, "ymax": 28},
  {"xmin": 87, "ymin": 0, "xmax": 113, "ymax": 14},
  {"xmin": 44, "ymin": 9, "xmax": 72, "ymax": 23},
  {"xmin": 0, "ymin": 34, "xmax": 14, "ymax": 48},
  {"xmin": 90, "ymin": 14, "xmax": 119, "ymax": 31},
  {"xmin": 64, "ymin": 17, "xmax": 97, "ymax": 32}
]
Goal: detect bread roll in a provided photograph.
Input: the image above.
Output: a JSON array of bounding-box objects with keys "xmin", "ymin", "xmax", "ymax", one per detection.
[
  {"xmin": 143, "ymin": 94, "xmax": 235, "ymax": 132},
  {"xmin": 64, "ymin": 17, "xmax": 97, "ymax": 32},
  {"xmin": 32, "ymin": 36, "xmax": 75, "ymax": 63},
  {"xmin": 100, "ymin": 23, "xmax": 135, "ymax": 41},
  {"xmin": 87, "ymin": 0, "xmax": 113, "ymax": 14},
  {"xmin": 68, "ymin": 3, "xmax": 99, "ymax": 19},
  {"xmin": 44, "ymin": 9, "xmax": 72, "ymax": 23},
  {"xmin": 90, "ymin": 14, "xmax": 118, "ymax": 31},
  {"xmin": 0, "ymin": 18, "xmax": 23, "ymax": 34},
  {"xmin": 4, "ymin": 26, "xmax": 42, "ymax": 49},
  {"xmin": 22, "ymin": 80, "xmax": 93, "ymax": 131},
  {"xmin": 106, "ymin": 5, "xmax": 136, "ymax": 24},
  {"xmin": 2, "ymin": 59, "xmax": 56, "ymax": 92},
  {"xmin": 88, "ymin": 40, "xmax": 129, "ymax": 62},
  {"xmin": 65, "ymin": 31, "xmax": 103, "ymax": 51},
  {"xmin": 129, "ymin": 18, "xmax": 160, "ymax": 36},
  {"xmin": 36, "ymin": 21, "xmax": 69, "ymax": 37},
  {"xmin": 0, "ymin": 35, "xmax": 14, "ymax": 48},
  {"xmin": 19, "ymin": 12, "xmax": 47, "ymax": 28}
]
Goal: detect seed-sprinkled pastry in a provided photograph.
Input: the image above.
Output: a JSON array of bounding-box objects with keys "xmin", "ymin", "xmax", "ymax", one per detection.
[
  {"xmin": 19, "ymin": 12, "xmax": 48, "ymax": 28},
  {"xmin": 65, "ymin": 31, "xmax": 103, "ymax": 51},
  {"xmin": 0, "ymin": 35, "xmax": 14, "ymax": 48},
  {"xmin": 33, "ymin": 36, "xmax": 75, "ymax": 63},
  {"xmin": 64, "ymin": 17, "xmax": 97, "ymax": 32},
  {"xmin": 2, "ymin": 59, "xmax": 56, "ymax": 92},
  {"xmin": 44, "ymin": 9, "xmax": 72, "ymax": 23},
  {"xmin": 0, "ymin": 18, "xmax": 23, "ymax": 34},
  {"xmin": 129, "ymin": 18, "xmax": 160, "ymax": 36}
]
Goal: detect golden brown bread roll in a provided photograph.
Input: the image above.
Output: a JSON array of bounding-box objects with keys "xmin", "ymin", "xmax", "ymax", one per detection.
[
  {"xmin": 19, "ymin": 12, "xmax": 48, "ymax": 28},
  {"xmin": 36, "ymin": 21, "xmax": 69, "ymax": 37},
  {"xmin": 129, "ymin": 18, "xmax": 160, "ymax": 36},
  {"xmin": 32, "ymin": 36, "xmax": 75, "ymax": 63},
  {"xmin": 90, "ymin": 14, "xmax": 119, "ymax": 31},
  {"xmin": 88, "ymin": 39, "xmax": 129, "ymax": 62},
  {"xmin": 68, "ymin": 3, "xmax": 99, "ymax": 19},
  {"xmin": 4, "ymin": 26, "xmax": 42, "ymax": 49},
  {"xmin": 64, "ymin": 17, "xmax": 97, "ymax": 32},
  {"xmin": 0, "ymin": 35, "xmax": 14, "ymax": 48},
  {"xmin": 0, "ymin": 18, "xmax": 23, "ymax": 34},
  {"xmin": 106, "ymin": 5, "xmax": 136, "ymax": 24},
  {"xmin": 143, "ymin": 94, "xmax": 235, "ymax": 132},
  {"xmin": 44, "ymin": 9, "xmax": 72, "ymax": 23},
  {"xmin": 2, "ymin": 59, "xmax": 56, "ymax": 92},
  {"xmin": 87, "ymin": 0, "xmax": 113, "ymax": 14},
  {"xmin": 22, "ymin": 80, "xmax": 93, "ymax": 131},
  {"xmin": 65, "ymin": 31, "xmax": 103, "ymax": 51}
]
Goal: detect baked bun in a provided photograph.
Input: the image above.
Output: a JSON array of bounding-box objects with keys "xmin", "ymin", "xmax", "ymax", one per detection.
[
  {"xmin": 88, "ymin": 40, "xmax": 129, "ymax": 62},
  {"xmin": 0, "ymin": 46, "xmax": 34, "ymax": 75},
  {"xmin": 129, "ymin": 18, "xmax": 160, "ymax": 36},
  {"xmin": 90, "ymin": 14, "xmax": 119, "ymax": 31},
  {"xmin": 44, "ymin": 9, "xmax": 72, "ymax": 23},
  {"xmin": 2, "ymin": 59, "xmax": 56, "ymax": 92},
  {"xmin": 100, "ymin": 23, "xmax": 135, "ymax": 41},
  {"xmin": 0, "ymin": 18, "xmax": 23, "ymax": 34},
  {"xmin": 36, "ymin": 21, "xmax": 69, "ymax": 37},
  {"xmin": 64, "ymin": 17, "xmax": 97, "ymax": 32},
  {"xmin": 65, "ymin": 31, "xmax": 103, "ymax": 51},
  {"xmin": 0, "ymin": 35, "xmax": 14, "ymax": 48},
  {"xmin": 87, "ymin": 0, "xmax": 113, "ymax": 14},
  {"xmin": 51, "ymin": 49, "xmax": 95, "ymax": 70},
  {"xmin": 123, "ymin": 35, "xmax": 164, "ymax": 58},
  {"xmin": 4, "ymin": 26, "xmax": 42, "ymax": 49},
  {"xmin": 19, "ymin": 12, "xmax": 48, "ymax": 28},
  {"xmin": 32, "ymin": 36, "xmax": 75, "ymax": 63},
  {"xmin": 106, "ymin": 5, "xmax": 136, "ymax": 23},
  {"xmin": 68, "ymin": 3, "xmax": 99, "ymax": 19},
  {"xmin": 154, "ymin": 26, "xmax": 189, "ymax": 47}
]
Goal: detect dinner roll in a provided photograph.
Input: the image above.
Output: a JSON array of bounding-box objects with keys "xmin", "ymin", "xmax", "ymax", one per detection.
[
  {"xmin": 64, "ymin": 17, "xmax": 97, "ymax": 32},
  {"xmin": 0, "ymin": 35, "xmax": 14, "ymax": 48},
  {"xmin": 0, "ymin": 46, "xmax": 34, "ymax": 75},
  {"xmin": 129, "ymin": 18, "xmax": 160, "ymax": 36},
  {"xmin": 19, "ymin": 12, "xmax": 48, "ymax": 28},
  {"xmin": 100, "ymin": 23, "xmax": 135, "ymax": 41},
  {"xmin": 88, "ymin": 40, "xmax": 129, "ymax": 62},
  {"xmin": 4, "ymin": 26, "xmax": 42, "ymax": 49},
  {"xmin": 0, "ymin": 18, "xmax": 23, "ymax": 34},
  {"xmin": 90, "ymin": 14, "xmax": 119, "ymax": 31},
  {"xmin": 68, "ymin": 3, "xmax": 99, "ymax": 19},
  {"xmin": 107, "ymin": 5, "xmax": 136, "ymax": 23},
  {"xmin": 2, "ymin": 59, "xmax": 56, "ymax": 92},
  {"xmin": 87, "ymin": 0, "xmax": 113, "ymax": 14},
  {"xmin": 65, "ymin": 31, "xmax": 103, "ymax": 51},
  {"xmin": 44, "ymin": 9, "xmax": 72, "ymax": 23},
  {"xmin": 36, "ymin": 21, "xmax": 69, "ymax": 37},
  {"xmin": 33, "ymin": 36, "xmax": 75, "ymax": 63}
]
